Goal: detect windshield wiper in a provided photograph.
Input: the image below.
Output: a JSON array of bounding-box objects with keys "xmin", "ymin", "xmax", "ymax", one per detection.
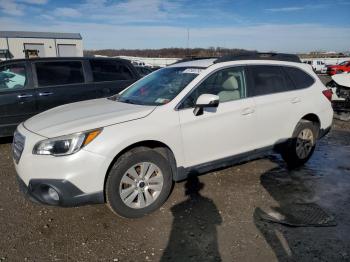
[{"xmin": 107, "ymin": 94, "xmax": 120, "ymax": 101}]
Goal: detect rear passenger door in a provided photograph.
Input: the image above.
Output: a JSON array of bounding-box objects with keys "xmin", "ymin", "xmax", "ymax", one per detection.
[
  {"xmin": 87, "ymin": 59, "xmax": 138, "ymax": 97},
  {"xmin": 247, "ymin": 65, "xmax": 310, "ymax": 148},
  {"xmin": 33, "ymin": 60, "xmax": 91, "ymax": 112}
]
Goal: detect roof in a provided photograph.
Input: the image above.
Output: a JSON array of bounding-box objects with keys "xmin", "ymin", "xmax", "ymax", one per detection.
[
  {"xmin": 0, "ymin": 31, "xmax": 82, "ymax": 40},
  {"xmin": 215, "ymin": 52, "xmax": 301, "ymax": 63},
  {"xmin": 169, "ymin": 53, "xmax": 301, "ymax": 68}
]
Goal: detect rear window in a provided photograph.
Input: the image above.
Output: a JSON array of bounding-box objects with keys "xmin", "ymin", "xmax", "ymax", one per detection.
[
  {"xmin": 283, "ymin": 67, "xmax": 314, "ymax": 89},
  {"xmin": 249, "ymin": 65, "xmax": 295, "ymax": 96},
  {"xmin": 36, "ymin": 61, "xmax": 84, "ymax": 87},
  {"xmin": 90, "ymin": 60, "xmax": 133, "ymax": 82}
]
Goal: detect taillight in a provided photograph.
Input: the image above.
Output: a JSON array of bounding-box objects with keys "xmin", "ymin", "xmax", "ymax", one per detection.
[{"xmin": 322, "ymin": 89, "xmax": 333, "ymax": 102}]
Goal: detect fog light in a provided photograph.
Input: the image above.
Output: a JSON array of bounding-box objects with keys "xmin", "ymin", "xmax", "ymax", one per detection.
[{"xmin": 48, "ymin": 187, "xmax": 59, "ymax": 201}]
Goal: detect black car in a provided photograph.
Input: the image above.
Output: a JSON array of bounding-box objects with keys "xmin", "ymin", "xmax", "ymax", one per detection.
[
  {"xmin": 0, "ymin": 57, "xmax": 140, "ymax": 137},
  {"xmin": 134, "ymin": 66, "xmax": 153, "ymax": 77}
]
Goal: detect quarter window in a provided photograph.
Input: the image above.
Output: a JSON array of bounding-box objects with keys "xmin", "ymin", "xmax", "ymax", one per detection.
[
  {"xmin": 283, "ymin": 66, "xmax": 315, "ymax": 89},
  {"xmin": 90, "ymin": 60, "xmax": 133, "ymax": 82},
  {"xmin": 249, "ymin": 65, "xmax": 294, "ymax": 96},
  {"xmin": 0, "ymin": 63, "xmax": 27, "ymax": 91},
  {"xmin": 36, "ymin": 61, "xmax": 84, "ymax": 87},
  {"xmin": 181, "ymin": 66, "xmax": 247, "ymax": 108}
]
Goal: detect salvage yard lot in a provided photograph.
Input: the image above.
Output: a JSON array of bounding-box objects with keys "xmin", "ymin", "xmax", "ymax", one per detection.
[{"xmin": 0, "ymin": 118, "xmax": 350, "ymax": 262}]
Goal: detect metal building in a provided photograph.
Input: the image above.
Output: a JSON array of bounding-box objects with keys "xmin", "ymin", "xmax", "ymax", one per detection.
[{"xmin": 0, "ymin": 31, "xmax": 83, "ymax": 60}]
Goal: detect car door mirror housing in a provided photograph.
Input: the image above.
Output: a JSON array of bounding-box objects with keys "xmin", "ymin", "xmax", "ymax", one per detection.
[{"xmin": 193, "ymin": 94, "xmax": 219, "ymax": 116}]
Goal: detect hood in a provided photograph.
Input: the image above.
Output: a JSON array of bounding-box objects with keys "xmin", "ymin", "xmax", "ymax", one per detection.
[
  {"xmin": 24, "ymin": 98, "xmax": 156, "ymax": 137},
  {"xmin": 332, "ymin": 73, "xmax": 350, "ymax": 88}
]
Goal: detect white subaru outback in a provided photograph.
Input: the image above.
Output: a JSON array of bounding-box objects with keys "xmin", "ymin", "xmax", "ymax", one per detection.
[{"xmin": 13, "ymin": 53, "xmax": 333, "ymax": 218}]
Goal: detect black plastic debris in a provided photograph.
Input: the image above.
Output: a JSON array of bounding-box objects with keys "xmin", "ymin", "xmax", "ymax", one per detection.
[{"xmin": 256, "ymin": 203, "xmax": 337, "ymax": 227}]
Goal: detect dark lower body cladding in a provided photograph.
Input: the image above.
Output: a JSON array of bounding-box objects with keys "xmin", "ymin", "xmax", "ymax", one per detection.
[{"xmin": 16, "ymin": 175, "xmax": 104, "ymax": 207}]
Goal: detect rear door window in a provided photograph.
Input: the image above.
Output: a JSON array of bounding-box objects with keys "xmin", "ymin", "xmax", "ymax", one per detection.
[
  {"xmin": 283, "ymin": 66, "xmax": 315, "ymax": 89},
  {"xmin": 0, "ymin": 63, "xmax": 27, "ymax": 91},
  {"xmin": 90, "ymin": 60, "xmax": 133, "ymax": 82},
  {"xmin": 249, "ymin": 65, "xmax": 295, "ymax": 96},
  {"xmin": 36, "ymin": 61, "xmax": 84, "ymax": 87}
]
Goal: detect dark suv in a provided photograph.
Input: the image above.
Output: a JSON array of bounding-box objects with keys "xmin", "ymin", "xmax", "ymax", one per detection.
[{"xmin": 0, "ymin": 57, "xmax": 139, "ymax": 137}]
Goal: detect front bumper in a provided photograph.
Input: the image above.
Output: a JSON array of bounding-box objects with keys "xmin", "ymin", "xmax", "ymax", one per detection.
[
  {"xmin": 17, "ymin": 175, "xmax": 104, "ymax": 206},
  {"xmin": 14, "ymin": 123, "xmax": 112, "ymax": 206}
]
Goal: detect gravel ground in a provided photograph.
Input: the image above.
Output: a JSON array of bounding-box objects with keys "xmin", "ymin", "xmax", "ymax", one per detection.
[{"xmin": 0, "ymin": 118, "xmax": 349, "ymax": 262}]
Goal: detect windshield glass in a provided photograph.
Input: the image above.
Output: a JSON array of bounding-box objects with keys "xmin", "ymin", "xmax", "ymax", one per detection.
[
  {"xmin": 339, "ymin": 61, "xmax": 348, "ymax": 65},
  {"xmin": 117, "ymin": 67, "xmax": 202, "ymax": 105}
]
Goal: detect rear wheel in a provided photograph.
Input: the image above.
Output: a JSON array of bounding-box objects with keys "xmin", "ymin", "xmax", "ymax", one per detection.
[
  {"xmin": 106, "ymin": 148, "xmax": 173, "ymax": 218},
  {"xmin": 281, "ymin": 120, "xmax": 319, "ymax": 168}
]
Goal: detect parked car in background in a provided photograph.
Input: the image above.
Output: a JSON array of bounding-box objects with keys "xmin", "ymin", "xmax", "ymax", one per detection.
[
  {"xmin": 13, "ymin": 53, "xmax": 333, "ymax": 218},
  {"xmin": 327, "ymin": 72, "xmax": 350, "ymax": 110},
  {"xmin": 303, "ymin": 60, "xmax": 326, "ymax": 73},
  {"xmin": 134, "ymin": 66, "xmax": 153, "ymax": 77},
  {"xmin": 326, "ymin": 60, "xmax": 350, "ymax": 75},
  {"xmin": 0, "ymin": 57, "xmax": 140, "ymax": 137}
]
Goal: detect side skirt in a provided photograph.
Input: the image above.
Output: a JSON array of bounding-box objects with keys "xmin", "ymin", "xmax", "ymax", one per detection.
[{"xmin": 174, "ymin": 145, "xmax": 275, "ymax": 182}]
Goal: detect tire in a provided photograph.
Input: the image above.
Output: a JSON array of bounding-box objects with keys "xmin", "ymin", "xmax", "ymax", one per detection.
[
  {"xmin": 336, "ymin": 70, "xmax": 343, "ymax": 74},
  {"xmin": 281, "ymin": 120, "xmax": 319, "ymax": 169},
  {"xmin": 106, "ymin": 147, "xmax": 173, "ymax": 218}
]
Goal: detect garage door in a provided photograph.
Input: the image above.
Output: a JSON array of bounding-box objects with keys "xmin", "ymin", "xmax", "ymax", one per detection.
[
  {"xmin": 24, "ymin": 43, "xmax": 45, "ymax": 57},
  {"xmin": 58, "ymin": 44, "xmax": 78, "ymax": 57}
]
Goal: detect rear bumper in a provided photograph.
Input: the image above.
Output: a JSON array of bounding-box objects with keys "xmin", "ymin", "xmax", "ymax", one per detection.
[{"xmin": 17, "ymin": 175, "xmax": 104, "ymax": 207}]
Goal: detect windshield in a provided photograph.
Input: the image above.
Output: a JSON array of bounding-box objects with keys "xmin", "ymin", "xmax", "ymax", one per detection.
[
  {"xmin": 117, "ymin": 67, "xmax": 202, "ymax": 106},
  {"xmin": 339, "ymin": 61, "xmax": 349, "ymax": 65}
]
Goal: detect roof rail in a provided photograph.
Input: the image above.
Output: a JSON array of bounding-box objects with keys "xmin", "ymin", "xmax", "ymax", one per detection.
[
  {"xmin": 214, "ymin": 52, "xmax": 301, "ymax": 63},
  {"xmin": 172, "ymin": 56, "xmax": 218, "ymax": 65}
]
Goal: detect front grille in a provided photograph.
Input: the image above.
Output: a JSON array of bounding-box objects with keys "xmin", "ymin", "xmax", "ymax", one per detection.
[{"xmin": 12, "ymin": 130, "xmax": 25, "ymax": 164}]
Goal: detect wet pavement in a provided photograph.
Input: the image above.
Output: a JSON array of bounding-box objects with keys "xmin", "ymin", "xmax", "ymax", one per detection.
[{"xmin": 0, "ymin": 119, "xmax": 349, "ymax": 262}]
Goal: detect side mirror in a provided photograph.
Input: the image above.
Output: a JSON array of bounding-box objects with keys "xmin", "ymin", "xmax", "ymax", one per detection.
[{"xmin": 193, "ymin": 94, "xmax": 219, "ymax": 116}]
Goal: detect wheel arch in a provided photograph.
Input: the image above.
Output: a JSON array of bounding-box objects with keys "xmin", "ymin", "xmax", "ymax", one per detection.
[
  {"xmin": 103, "ymin": 140, "xmax": 178, "ymax": 199},
  {"xmin": 300, "ymin": 113, "xmax": 321, "ymax": 127}
]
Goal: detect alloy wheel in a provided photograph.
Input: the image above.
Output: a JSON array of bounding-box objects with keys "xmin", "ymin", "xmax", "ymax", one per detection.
[
  {"xmin": 119, "ymin": 162, "xmax": 164, "ymax": 209},
  {"xmin": 296, "ymin": 128, "xmax": 314, "ymax": 159}
]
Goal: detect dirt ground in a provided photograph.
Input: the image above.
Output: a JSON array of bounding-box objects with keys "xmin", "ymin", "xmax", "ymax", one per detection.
[{"xmin": 0, "ymin": 118, "xmax": 349, "ymax": 262}]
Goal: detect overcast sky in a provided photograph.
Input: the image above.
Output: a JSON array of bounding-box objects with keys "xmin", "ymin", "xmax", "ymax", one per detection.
[{"xmin": 1, "ymin": 0, "xmax": 350, "ymax": 52}]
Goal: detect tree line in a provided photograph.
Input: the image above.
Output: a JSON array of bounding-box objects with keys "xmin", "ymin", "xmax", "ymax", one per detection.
[{"xmin": 84, "ymin": 47, "xmax": 254, "ymax": 58}]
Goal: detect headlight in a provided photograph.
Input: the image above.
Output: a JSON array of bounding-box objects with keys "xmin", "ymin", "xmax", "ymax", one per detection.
[{"xmin": 33, "ymin": 129, "xmax": 102, "ymax": 156}]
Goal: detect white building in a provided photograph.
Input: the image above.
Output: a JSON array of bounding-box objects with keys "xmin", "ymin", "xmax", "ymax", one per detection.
[{"xmin": 0, "ymin": 31, "xmax": 83, "ymax": 60}]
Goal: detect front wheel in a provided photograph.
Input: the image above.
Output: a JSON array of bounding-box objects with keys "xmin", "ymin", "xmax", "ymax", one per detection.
[
  {"xmin": 281, "ymin": 121, "xmax": 319, "ymax": 169},
  {"xmin": 106, "ymin": 148, "xmax": 173, "ymax": 218}
]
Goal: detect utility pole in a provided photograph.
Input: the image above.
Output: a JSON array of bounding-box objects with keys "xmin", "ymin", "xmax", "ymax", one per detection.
[{"xmin": 187, "ymin": 28, "xmax": 190, "ymax": 57}]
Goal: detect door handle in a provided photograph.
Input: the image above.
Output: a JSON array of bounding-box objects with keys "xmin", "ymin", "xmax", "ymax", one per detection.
[
  {"xmin": 291, "ymin": 97, "xmax": 301, "ymax": 104},
  {"xmin": 17, "ymin": 94, "xmax": 33, "ymax": 99},
  {"xmin": 241, "ymin": 108, "xmax": 255, "ymax": 115},
  {"xmin": 38, "ymin": 92, "xmax": 53, "ymax": 97}
]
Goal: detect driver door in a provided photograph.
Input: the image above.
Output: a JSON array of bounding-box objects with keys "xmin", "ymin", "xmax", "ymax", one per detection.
[{"xmin": 178, "ymin": 66, "xmax": 257, "ymax": 168}]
